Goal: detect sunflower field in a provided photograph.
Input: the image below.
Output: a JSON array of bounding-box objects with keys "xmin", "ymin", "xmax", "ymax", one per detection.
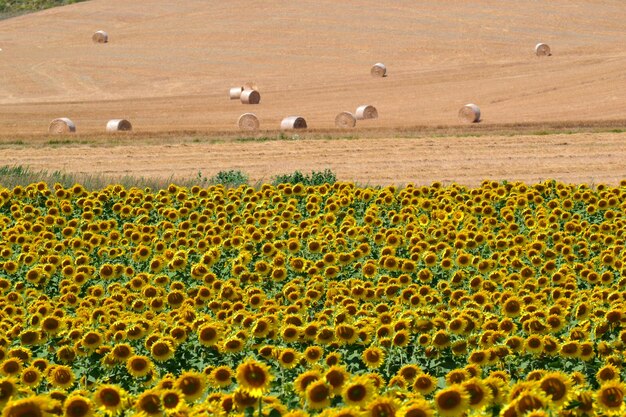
[{"xmin": 0, "ymin": 179, "xmax": 625, "ymax": 417}]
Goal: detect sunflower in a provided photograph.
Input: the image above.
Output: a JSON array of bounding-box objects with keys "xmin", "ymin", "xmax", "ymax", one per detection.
[
  {"xmin": 484, "ymin": 376, "xmax": 507, "ymax": 406},
  {"xmin": 514, "ymin": 388, "xmax": 552, "ymax": 415},
  {"xmin": 524, "ymin": 335, "xmax": 544, "ymax": 355},
  {"xmin": 502, "ymin": 296, "xmax": 523, "ymax": 317},
  {"xmin": 134, "ymin": 390, "xmax": 162, "ymax": 416},
  {"xmin": 197, "ymin": 323, "xmax": 222, "ymax": 347},
  {"xmin": 126, "ymin": 355, "xmax": 154, "ymax": 378},
  {"xmin": 445, "ymin": 369, "xmax": 470, "ymax": 385},
  {"xmin": 392, "ymin": 330, "xmax": 410, "ymax": 348},
  {"xmin": 0, "ymin": 358, "xmax": 22, "ymax": 376},
  {"xmin": 294, "ymin": 370, "xmax": 322, "ymax": 397},
  {"xmin": 277, "ymin": 348, "xmax": 300, "ymax": 369},
  {"xmin": 462, "ymin": 378, "xmax": 493, "ymax": 410},
  {"xmin": 222, "ymin": 337, "xmax": 245, "ymax": 354},
  {"xmin": 176, "ymin": 371, "xmax": 207, "ymax": 402},
  {"xmin": 236, "ymin": 359, "xmax": 273, "ymax": 397},
  {"xmin": 150, "ymin": 339, "xmax": 175, "ymax": 362},
  {"xmin": 160, "ymin": 388, "xmax": 184, "ymax": 414},
  {"xmin": 413, "ymin": 373, "xmax": 437, "ymax": 396},
  {"xmin": 63, "ymin": 394, "xmax": 94, "ymax": 417},
  {"xmin": 47, "ymin": 365, "xmax": 75, "ymax": 390},
  {"xmin": 597, "ymin": 364, "xmax": 620, "ymax": 383},
  {"xmin": 362, "ymin": 346, "xmax": 385, "ymax": 369},
  {"xmin": 111, "ymin": 344, "xmax": 134, "ymax": 362},
  {"xmin": 342, "ymin": 376, "xmax": 376, "ymax": 407},
  {"xmin": 305, "ymin": 380, "xmax": 331, "ymax": 410},
  {"xmin": 367, "ymin": 395, "xmax": 400, "ymax": 417},
  {"xmin": 20, "ymin": 366, "xmax": 42, "ymax": 388},
  {"xmin": 434, "ymin": 385, "xmax": 470, "ymax": 417},
  {"xmin": 397, "ymin": 397, "xmax": 434, "ymax": 417},
  {"xmin": 335, "ymin": 324, "xmax": 358, "ymax": 345},
  {"xmin": 325, "ymin": 365, "xmax": 349, "ymax": 395},
  {"xmin": 209, "ymin": 365, "xmax": 234, "ymax": 388},
  {"xmin": 539, "ymin": 371, "xmax": 573, "ymax": 407},
  {"xmin": 1, "ymin": 396, "xmax": 54, "ymax": 417},
  {"xmin": 0, "ymin": 377, "xmax": 17, "ymax": 407},
  {"xmin": 93, "ymin": 384, "xmax": 128, "ymax": 415},
  {"xmin": 41, "ymin": 316, "xmax": 64, "ymax": 335},
  {"xmin": 303, "ymin": 346, "xmax": 324, "ymax": 364},
  {"xmin": 595, "ymin": 381, "xmax": 626, "ymax": 415},
  {"xmin": 329, "ymin": 406, "xmax": 366, "ymax": 417}
]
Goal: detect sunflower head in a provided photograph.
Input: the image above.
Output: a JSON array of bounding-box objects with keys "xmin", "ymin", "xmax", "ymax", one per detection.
[
  {"xmin": 342, "ymin": 376, "xmax": 375, "ymax": 407},
  {"xmin": 595, "ymin": 381, "xmax": 626, "ymax": 413},
  {"xmin": 434, "ymin": 385, "xmax": 470, "ymax": 417},
  {"xmin": 176, "ymin": 371, "xmax": 207, "ymax": 402},
  {"xmin": 305, "ymin": 380, "xmax": 331, "ymax": 410},
  {"xmin": 538, "ymin": 371, "xmax": 573, "ymax": 406},
  {"xmin": 462, "ymin": 378, "xmax": 493, "ymax": 409},
  {"xmin": 63, "ymin": 394, "xmax": 94, "ymax": 417},
  {"xmin": 235, "ymin": 359, "xmax": 273, "ymax": 397},
  {"xmin": 93, "ymin": 384, "xmax": 127, "ymax": 414},
  {"xmin": 134, "ymin": 390, "xmax": 162, "ymax": 416}
]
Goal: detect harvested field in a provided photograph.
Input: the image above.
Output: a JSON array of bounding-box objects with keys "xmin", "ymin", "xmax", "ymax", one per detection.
[
  {"xmin": 1, "ymin": 0, "xmax": 626, "ymax": 134},
  {"xmin": 1, "ymin": 131, "xmax": 624, "ymax": 186}
]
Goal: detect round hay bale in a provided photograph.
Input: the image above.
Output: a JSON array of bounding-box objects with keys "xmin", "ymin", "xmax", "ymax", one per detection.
[
  {"xmin": 106, "ymin": 119, "xmax": 132, "ymax": 133},
  {"xmin": 49, "ymin": 118, "xmax": 76, "ymax": 134},
  {"xmin": 335, "ymin": 111, "xmax": 356, "ymax": 128},
  {"xmin": 92, "ymin": 30, "xmax": 108, "ymax": 44},
  {"xmin": 241, "ymin": 90, "xmax": 261, "ymax": 104},
  {"xmin": 458, "ymin": 103, "xmax": 481, "ymax": 123},
  {"xmin": 238, "ymin": 113, "xmax": 260, "ymax": 131},
  {"xmin": 371, "ymin": 62, "xmax": 387, "ymax": 77},
  {"xmin": 280, "ymin": 116, "xmax": 307, "ymax": 130},
  {"xmin": 535, "ymin": 43, "xmax": 551, "ymax": 56},
  {"xmin": 229, "ymin": 87, "xmax": 244, "ymax": 100},
  {"xmin": 355, "ymin": 105, "xmax": 378, "ymax": 120}
]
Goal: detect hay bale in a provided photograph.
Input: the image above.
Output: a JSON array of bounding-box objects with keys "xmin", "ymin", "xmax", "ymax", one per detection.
[
  {"xmin": 238, "ymin": 113, "xmax": 260, "ymax": 131},
  {"xmin": 92, "ymin": 30, "xmax": 108, "ymax": 44},
  {"xmin": 355, "ymin": 105, "xmax": 378, "ymax": 120},
  {"xmin": 49, "ymin": 118, "xmax": 76, "ymax": 134},
  {"xmin": 229, "ymin": 87, "xmax": 244, "ymax": 100},
  {"xmin": 371, "ymin": 63, "xmax": 387, "ymax": 77},
  {"xmin": 335, "ymin": 111, "xmax": 356, "ymax": 128},
  {"xmin": 241, "ymin": 90, "xmax": 261, "ymax": 104},
  {"xmin": 458, "ymin": 103, "xmax": 481, "ymax": 123},
  {"xmin": 280, "ymin": 116, "xmax": 307, "ymax": 130},
  {"xmin": 106, "ymin": 119, "xmax": 132, "ymax": 133},
  {"xmin": 535, "ymin": 43, "xmax": 551, "ymax": 56}
]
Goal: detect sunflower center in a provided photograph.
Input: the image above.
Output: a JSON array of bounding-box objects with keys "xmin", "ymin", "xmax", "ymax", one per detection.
[
  {"xmin": 347, "ymin": 385, "xmax": 366, "ymax": 401},
  {"xmin": 541, "ymin": 379, "xmax": 566, "ymax": 401},
  {"xmin": 602, "ymin": 387, "xmax": 623, "ymax": 407},
  {"xmin": 438, "ymin": 391, "xmax": 461, "ymax": 410},
  {"xmin": 101, "ymin": 389, "xmax": 121, "ymax": 406}
]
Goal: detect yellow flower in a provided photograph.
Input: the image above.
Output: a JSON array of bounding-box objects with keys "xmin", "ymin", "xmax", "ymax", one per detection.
[
  {"xmin": 595, "ymin": 381, "xmax": 626, "ymax": 415},
  {"xmin": 93, "ymin": 384, "xmax": 128, "ymax": 415},
  {"xmin": 538, "ymin": 371, "xmax": 573, "ymax": 407},
  {"xmin": 235, "ymin": 359, "xmax": 273, "ymax": 397},
  {"xmin": 342, "ymin": 376, "xmax": 375, "ymax": 407},
  {"xmin": 1, "ymin": 396, "xmax": 54, "ymax": 417},
  {"xmin": 63, "ymin": 394, "xmax": 95, "ymax": 417},
  {"xmin": 176, "ymin": 371, "xmax": 207, "ymax": 402},
  {"xmin": 306, "ymin": 380, "xmax": 331, "ymax": 410},
  {"xmin": 362, "ymin": 346, "xmax": 385, "ymax": 369},
  {"xmin": 461, "ymin": 378, "xmax": 493, "ymax": 410},
  {"xmin": 434, "ymin": 385, "xmax": 470, "ymax": 417},
  {"xmin": 294, "ymin": 370, "xmax": 322, "ymax": 397}
]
